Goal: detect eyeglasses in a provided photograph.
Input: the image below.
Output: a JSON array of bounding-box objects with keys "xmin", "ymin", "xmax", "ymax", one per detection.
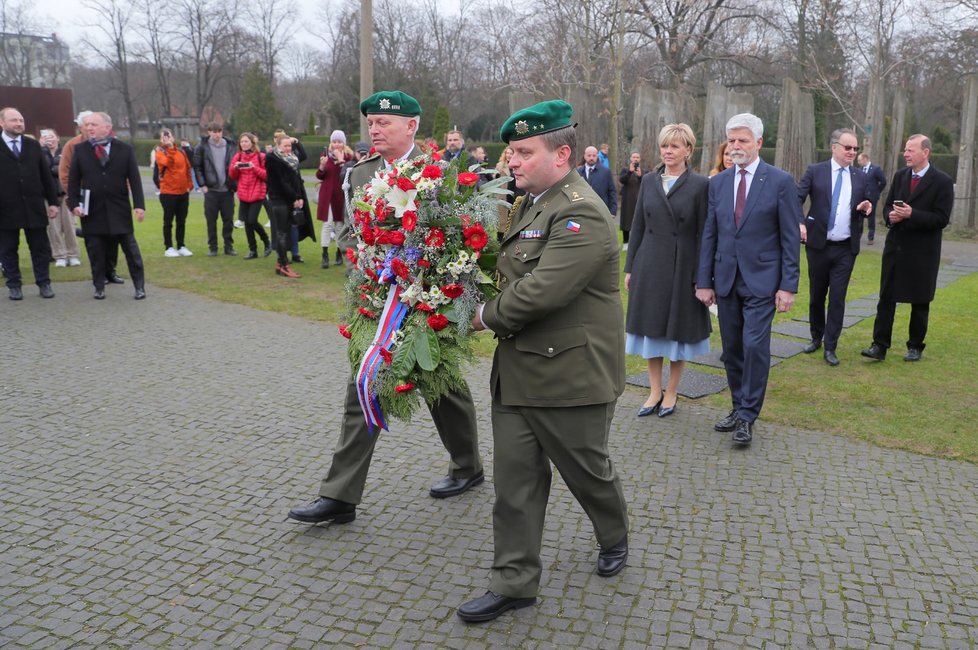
[{"xmin": 832, "ymin": 142, "xmax": 859, "ymax": 152}]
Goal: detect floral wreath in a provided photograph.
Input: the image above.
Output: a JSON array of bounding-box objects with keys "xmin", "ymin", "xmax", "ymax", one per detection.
[{"xmin": 339, "ymin": 146, "xmax": 506, "ymax": 431}]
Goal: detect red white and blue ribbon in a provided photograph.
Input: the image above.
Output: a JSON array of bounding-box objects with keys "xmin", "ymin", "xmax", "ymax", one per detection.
[{"xmin": 355, "ymin": 284, "xmax": 408, "ymax": 433}]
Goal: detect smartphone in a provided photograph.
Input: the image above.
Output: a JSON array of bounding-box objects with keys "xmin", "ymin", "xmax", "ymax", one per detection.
[
  {"xmin": 893, "ymin": 200, "xmax": 905, "ymax": 207},
  {"xmin": 237, "ymin": 162, "xmax": 252, "ymax": 169}
]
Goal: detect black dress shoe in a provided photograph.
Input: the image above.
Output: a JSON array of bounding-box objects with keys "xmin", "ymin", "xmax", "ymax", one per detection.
[
  {"xmin": 429, "ymin": 470, "xmax": 485, "ymax": 499},
  {"xmin": 263, "ymin": 245, "xmax": 273, "ymax": 257},
  {"xmin": 287, "ymin": 497, "xmax": 356, "ymax": 524},
  {"xmin": 732, "ymin": 419, "xmax": 753, "ymax": 445},
  {"xmin": 134, "ymin": 288, "xmax": 146, "ymax": 300},
  {"xmin": 637, "ymin": 393, "xmax": 663, "ymax": 417},
  {"xmin": 714, "ymin": 409, "xmax": 738, "ymax": 432},
  {"xmin": 457, "ymin": 591, "xmax": 536, "ymax": 623},
  {"xmin": 39, "ymin": 283, "xmax": 55, "ymax": 299},
  {"xmin": 93, "ymin": 288, "xmax": 106, "ymax": 300},
  {"xmin": 860, "ymin": 343, "xmax": 886, "ymax": 360},
  {"xmin": 904, "ymin": 347, "xmax": 922, "ymax": 362},
  {"xmin": 597, "ymin": 535, "xmax": 628, "ymax": 577},
  {"xmin": 657, "ymin": 403, "xmax": 677, "ymax": 418},
  {"xmin": 224, "ymin": 248, "xmax": 238, "ymax": 256},
  {"xmin": 802, "ymin": 339, "xmax": 822, "ymax": 354},
  {"xmin": 824, "ymin": 350, "xmax": 840, "ymax": 366},
  {"xmin": 8, "ymin": 286, "xmax": 23, "ymax": 300},
  {"xmin": 208, "ymin": 249, "xmax": 218, "ymax": 257},
  {"xmin": 243, "ymin": 251, "xmax": 259, "ymax": 260},
  {"xmin": 292, "ymin": 254, "xmax": 305, "ymax": 263},
  {"xmin": 107, "ymin": 274, "xmax": 125, "ymax": 285}
]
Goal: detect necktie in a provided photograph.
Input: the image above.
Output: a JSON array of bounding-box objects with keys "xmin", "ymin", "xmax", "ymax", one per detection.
[
  {"xmin": 734, "ymin": 168, "xmax": 747, "ymax": 226},
  {"xmin": 829, "ymin": 167, "xmax": 845, "ymax": 232},
  {"xmin": 586, "ymin": 166, "xmax": 592, "ymax": 180},
  {"xmin": 11, "ymin": 139, "xmax": 19, "ymax": 158},
  {"xmin": 910, "ymin": 173, "xmax": 921, "ymax": 193},
  {"xmin": 95, "ymin": 144, "xmax": 106, "ymax": 164}
]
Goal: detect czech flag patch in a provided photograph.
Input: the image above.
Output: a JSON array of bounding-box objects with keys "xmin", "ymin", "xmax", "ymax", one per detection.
[{"xmin": 566, "ymin": 220, "xmax": 581, "ymax": 232}]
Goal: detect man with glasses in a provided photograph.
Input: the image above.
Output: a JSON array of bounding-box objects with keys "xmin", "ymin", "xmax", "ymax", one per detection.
[{"xmin": 796, "ymin": 129, "xmax": 875, "ymax": 366}]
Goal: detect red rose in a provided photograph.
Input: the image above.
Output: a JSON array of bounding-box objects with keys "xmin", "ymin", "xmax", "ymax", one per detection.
[
  {"xmin": 339, "ymin": 324, "xmax": 352, "ymax": 339},
  {"xmin": 421, "ymin": 165, "xmax": 442, "ymax": 179},
  {"xmin": 416, "ymin": 302, "xmax": 434, "ymax": 312},
  {"xmin": 442, "ymin": 284, "xmax": 464, "ymax": 299},
  {"xmin": 395, "ymin": 383, "xmax": 415, "ymax": 393},
  {"xmin": 346, "ymin": 247, "xmax": 357, "ymax": 263},
  {"xmin": 377, "ymin": 230, "xmax": 405, "ymax": 246},
  {"xmin": 425, "ymin": 228, "xmax": 445, "ymax": 248},
  {"xmin": 402, "ymin": 210, "xmax": 417, "ymax": 231},
  {"xmin": 418, "ymin": 259, "xmax": 431, "ymax": 267},
  {"xmin": 396, "ymin": 176, "xmax": 415, "ymax": 191},
  {"xmin": 457, "ymin": 171, "xmax": 479, "ymax": 186},
  {"xmin": 463, "ymin": 223, "xmax": 488, "ymax": 251},
  {"xmin": 427, "ymin": 314, "xmax": 450, "ymax": 331},
  {"xmin": 429, "ymin": 142, "xmax": 440, "ymax": 152},
  {"xmin": 391, "ymin": 258, "xmax": 410, "ymax": 280},
  {"xmin": 379, "ymin": 348, "xmax": 393, "ymax": 364},
  {"xmin": 431, "ymin": 152, "xmax": 442, "ymax": 161},
  {"xmin": 361, "ymin": 228, "xmax": 376, "ymax": 245},
  {"xmin": 358, "ymin": 307, "xmax": 378, "ymax": 319}
]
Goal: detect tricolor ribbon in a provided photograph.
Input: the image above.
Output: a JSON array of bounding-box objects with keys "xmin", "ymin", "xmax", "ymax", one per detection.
[{"xmin": 355, "ymin": 284, "xmax": 409, "ymax": 433}]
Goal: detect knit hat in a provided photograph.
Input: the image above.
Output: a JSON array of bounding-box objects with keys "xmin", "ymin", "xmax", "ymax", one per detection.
[{"xmin": 330, "ymin": 130, "xmax": 347, "ymax": 144}]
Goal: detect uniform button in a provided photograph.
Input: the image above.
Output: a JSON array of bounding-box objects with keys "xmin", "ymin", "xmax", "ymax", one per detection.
[
  {"xmin": 523, "ymin": 273, "xmax": 531, "ymax": 277},
  {"xmin": 548, "ymin": 347, "xmax": 554, "ymax": 353}
]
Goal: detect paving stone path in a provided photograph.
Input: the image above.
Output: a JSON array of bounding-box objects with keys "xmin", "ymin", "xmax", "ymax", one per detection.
[{"xmin": 2, "ymin": 267, "xmax": 978, "ymax": 649}]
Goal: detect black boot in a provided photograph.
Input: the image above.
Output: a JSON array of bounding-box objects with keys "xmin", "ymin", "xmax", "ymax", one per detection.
[
  {"xmin": 321, "ymin": 249, "xmax": 330, "ymax": 268},
  {"xmin": 335, "ymin": 248, "xmax": 343, "ymax": 265}
]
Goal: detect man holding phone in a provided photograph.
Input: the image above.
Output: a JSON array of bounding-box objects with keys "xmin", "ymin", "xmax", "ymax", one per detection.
[{"xmin": 861, "ymin": 134, "xmax": 953, "ymax": 362}]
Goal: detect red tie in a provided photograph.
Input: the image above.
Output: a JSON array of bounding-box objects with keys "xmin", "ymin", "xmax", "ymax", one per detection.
[
  {"xmin": 734, "ymin": 168, "xmax": 748, "ymax": 227},
  {"xmin": 910, "ymin": 173, "xmax": 920, "ymax": 194}
]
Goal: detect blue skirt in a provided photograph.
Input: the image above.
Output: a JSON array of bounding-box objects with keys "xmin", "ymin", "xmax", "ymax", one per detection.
[{"xmin": 625, "ymin": 333, "xmax": 709, "ymax": 361}]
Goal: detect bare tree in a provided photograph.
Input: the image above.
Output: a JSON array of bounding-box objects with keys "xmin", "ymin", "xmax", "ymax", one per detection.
[
  {"xmin": 137, "ymin": 0, "xmax": 177, "ymax": 118},
  {"xmin": 80, "ymin": 0, "xmax": 139, "ymax": 139},
  {"xmin": 179, "ymin": 0, "xmax": 238, "ymax": 117},
  {"xmin": 247, "ymin": 0, "xmax": 297, "ymax": 80}
]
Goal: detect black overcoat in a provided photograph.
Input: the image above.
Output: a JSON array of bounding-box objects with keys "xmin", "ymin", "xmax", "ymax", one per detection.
[
  {"xmin": 618, "ymin": 167, "xmax": 644, "ymax": 233},
  {"xmin": 624, "ymin": 168, "xmax": 711, "ymax": 343},
  {"xmin": 66, "ymin": 139, "xmax": 144, "ymax": 236},
  {"xmin": 880, "ymin": 165, "xmax": 953, "ymax": 303},
  {"xmin": 0, "ymin": 137, "xmax": 58, "ymax": 230}
]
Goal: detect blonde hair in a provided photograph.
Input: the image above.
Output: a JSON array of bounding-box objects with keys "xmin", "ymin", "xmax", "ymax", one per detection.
[
  {"xmin": 657, "ymin": 123, "xmax": 696, "ymax": 151},
  {"xmin": 238, "ymin": 132, "xmax": 259, "ymax": 151},
  {"xmin": 274, "ymin": 131, "xmax": 291, "ymax": 146}
]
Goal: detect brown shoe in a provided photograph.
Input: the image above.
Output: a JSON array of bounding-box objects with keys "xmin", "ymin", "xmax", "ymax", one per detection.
[{"xmin": 280, "ymin": 264, "xmax": 301, "ymax": 278}]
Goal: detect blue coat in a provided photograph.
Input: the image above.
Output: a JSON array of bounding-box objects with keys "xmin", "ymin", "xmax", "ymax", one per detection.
[
  {"xmin": 797, "ymin": 160, "xmax": 877, "ymax": 255},
  {"xmin": 577, "ymin": 164, "xmax": 618, "ymax": 217},
  {"xmin": 697, "ymin": 160, "xmax": 801, "ymax": 298}
]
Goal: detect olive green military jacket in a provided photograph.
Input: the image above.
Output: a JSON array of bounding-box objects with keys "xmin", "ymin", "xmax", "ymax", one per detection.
[
  {"xmin": 346, "ymin": 145, "xmax": 421, "ymax": 203},
  {"xmin": 481, "ymin": 169, "xmax": 625, "ymax": 408}
]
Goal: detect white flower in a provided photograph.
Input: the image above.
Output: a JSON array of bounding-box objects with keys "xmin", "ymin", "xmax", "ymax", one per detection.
[
  {"xmin": 415, "ymin": 177, "xmax": 438, "ymax": 193},
  {"xmin": 400, "ymin": 282, "xmax": 423, "ymax": 305},
  {"xmin": 369, "ymin": 176, "xmax": 390, "ymax": 197},
  {"xmin": 386, "ymin": 186, "xmax": 419, "ymax": 218}
]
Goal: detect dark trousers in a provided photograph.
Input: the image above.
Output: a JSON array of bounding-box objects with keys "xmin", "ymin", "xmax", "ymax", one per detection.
[
  {"xmin": 806, "ymin": 241, "xmax": 856, "ymax": 351},
  {"xmin": 268, "ymin": 200, "xmax": 292, "ymax": 265},
  {"xmin": 239, "ymin": 200, "xmax": 269, "ymax": 252},
  {"xmin": 80, "ymin": 233, "xmax": 118, "ymax": 281},
  {"xmin": 873, "ymin": 299, "xmax": 931, "ymax": 351},
  {"xmin": 0, "ymin": 227, "xmax": 51, "ymax": 288},
  {"xmin": 160, "ymin": 192, "xmax": 189, "ymax": 249},
  {"xmin": 203, "ymin": 190, "xmax": 235, "ymax": 252},
  {"xmin": 865, "ymin": 212, "xmax": 876, "ymax": 239},
  {"xmin": 716, "ymin": 271, "xmax": 776, "ymax": 424},
  {"xmin": 89, "ymin": 233, "xmax": 144, "ymax": 291}
]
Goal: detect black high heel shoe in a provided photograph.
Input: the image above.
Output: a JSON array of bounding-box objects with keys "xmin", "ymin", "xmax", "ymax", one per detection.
[{"xmin": 637, "ymin": 394, "xmax": 663, "ymax": 417}]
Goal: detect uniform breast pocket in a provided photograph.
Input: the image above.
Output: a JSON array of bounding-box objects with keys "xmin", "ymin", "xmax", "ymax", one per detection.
[
  {"xmin": 512, "ymin": 239, "xmax": 546, "ymax": 266},
  {"xmin": 515, "ymin": 325, "xmax": 589, "ymax": 400}
]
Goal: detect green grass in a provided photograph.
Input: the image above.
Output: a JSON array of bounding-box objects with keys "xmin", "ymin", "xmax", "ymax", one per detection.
[{"xmin": 14, "ymin": 200, "xmax": 978, "ymax": 462}]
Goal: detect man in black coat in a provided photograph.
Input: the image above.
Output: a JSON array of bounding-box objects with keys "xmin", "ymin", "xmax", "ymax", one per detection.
[
  {"xmin": 578, "ymin": 145, "xmax": 618, "ymax": 217},
  {"xmin": 861, "ymin": 134, "xmax": 954, "ymax": 362},
  {"xmin": 0, "ymin": 107, "xmax": 59, "ymax": 300},
  {"xmin": 856, "ymin": 152, "xmax": 887, "ymax": 244},
  {"xmin": 67, "ymin": 112, "xmax": 148, "ymax": 300},
  {"xmin": 193, "ymin": 123, "xmax": 237, "ymax": 256}
]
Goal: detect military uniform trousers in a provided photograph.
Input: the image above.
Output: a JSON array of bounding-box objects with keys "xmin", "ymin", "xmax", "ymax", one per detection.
[
  {"xmin": 489, "ymin": 398, "xmax": 629, "ymax": 598},
  {"xmin": 318, "ymin": 376, "xmax": 482, "ymax": 504}
]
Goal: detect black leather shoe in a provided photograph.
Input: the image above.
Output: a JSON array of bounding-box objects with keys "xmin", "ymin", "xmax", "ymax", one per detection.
[
  {"xmin": 824, "ymin": 350, "xmax": 840, "ymax": 366},
  {"xmin": 714, "ymin": 410, "xmax": 738, "ymax": 432},
  {"xmin": 657, "ymin": 403, "xmax": 676, "ymax": 418},
  {"xmin": 263, "ymin": 245, "xmax": 272, "ymax": 257},
  {"xmin": 39, "ymin": 283, "xmax": 55, "ymax": 299},
  {"xmin": 457, "ymin": 591, "xmax": 536, "ymax": 623},
  {"xmin": 429, "ymin": 470, "xmax": 485, "ymax": 499},
  {"xmin": 904, "ymin": 347, "xmax": 922, "ymax": 362},
  {"xmin": 802, "ymin": 339, "xmax": 822, "ymax": 354},
  {"xmin": 732, "ymin": 419, "xmax": 753, "ymax": 445},
  {"xmin": 93, "ymin": 288, "xmax": 106, "ymax": 300},
  {"xmin": 8, "ymin": 286, "xmax": 23, "ymax": 300},
  {"xmin": 861, "ymin": 343, "xmax": 886, "ymax": 360},
  {"xmin": 208, "ymin": 249, "xmax": 218, "ymax": 257},
  {"xmin": 134, "ymin": 288, "xmax": 146, "ymax": 300},
  {"xmin": 287, "ymin": 497, "xmax": 356, "ymax": 524},
  {"xmin": 107, "ymin": 274, "xmax": 125, "ymax": 284},
  {"xmin": 637, "ymin": 394, "xmax": 663, "ymax": 417},
  {"xmin": 224, "ymin": 248, "xmax": 237, "ymax": 256},
  {"xmin": 597, "ymin": 536, "xmax": 628, "ymax": 577},
  {"xmin": 243, "ymin": 251, "xmax": 258, "ymax": 260},
  {"xmin": 292, "ymin": 254, "xmax": 305, "ymax": 263}
]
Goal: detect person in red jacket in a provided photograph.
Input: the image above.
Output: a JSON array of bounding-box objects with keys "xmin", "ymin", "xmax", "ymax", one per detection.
[
  {"xmin": 155, "ymin": 128, "xmax": 195, "ymax": 257},
  {"xmin": 228, "ymin": 133, "xmax": 271, "ymax": 259},
  {"xmin": 314, "ymin": 130, "xmax": 354, "ymax": 268}
]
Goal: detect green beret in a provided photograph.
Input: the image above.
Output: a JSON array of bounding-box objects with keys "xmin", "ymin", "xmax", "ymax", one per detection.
[
  {"xmin": 359, "ymin": 91, "xmax": 422, "ymax": 117},
  {"xmin": 500, "ymin": 99, "xmax": 575, "ymax": 143}
]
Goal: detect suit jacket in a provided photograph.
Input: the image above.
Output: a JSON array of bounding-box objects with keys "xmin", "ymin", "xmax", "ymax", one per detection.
[
  {"xmin": 482, "ymin": 169, "xmax": 624, "ymax": 408},
  {"xmin": 577, "ymin": 163, "xmax": 618, "ymax": 217},
  {"xmin": 697, "ymin": 160, "xmax": 801, "ymax": 298},
  {"xmin": 66, "ymin": 138, "xmax": 144, "ymax": 236},
  {"xmin": 0, "ymin": 136, "xmax": 58, "ymax": 231},
  {"xmin": 797, "ymin": 160, "xmax": 876, "ymax": 255},
  {"xmin": 880, "ymin": 165, "xmax": 953, "ymax": 303},
  {"xmin": 864, "ymin": 163, "xmax": 887, "ymax": 206}
]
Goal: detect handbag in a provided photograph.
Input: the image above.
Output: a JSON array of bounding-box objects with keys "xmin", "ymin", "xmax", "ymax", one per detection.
[{"xmin": 290, "ymin": 207, "xmax": 305, "ymax": 226}]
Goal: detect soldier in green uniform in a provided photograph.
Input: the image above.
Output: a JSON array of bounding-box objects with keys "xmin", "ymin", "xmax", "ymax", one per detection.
[
  {"xmin": 457, "ymin": 100, "xmax": 630, "ymax": 623},
  {"xmin": 287, "ymin": 91, "xmax": 484, "ymax": 526}
]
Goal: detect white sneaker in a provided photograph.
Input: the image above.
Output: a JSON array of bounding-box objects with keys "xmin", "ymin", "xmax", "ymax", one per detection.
[
  {"xmin": 68, "ymin": 257, "xmax": 81, "ymax": 266},
  {"xmin": 164, "ymin": 247, "xmax": 180, "ymax": 257},
  {"xmin": 55, "ymin": 259, "xmax": 67, "ymax": 268},
  {"xmin": 234, "ymin": 220, "xmax": 245, "ymax": 229},
  {"xmin": 177, "ymin": 246, "xmax": 193, "ymax": 256}
]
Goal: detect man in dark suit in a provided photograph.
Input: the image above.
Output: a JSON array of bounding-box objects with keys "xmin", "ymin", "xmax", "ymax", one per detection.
[
  {"xmin": 66, "ymin": 112, "xmax": 147, "ymax": 300},
  {"xmin": 861, "ymin": 134, "xmax": 953, "ymax": 363},
  {"xmin": 0, "ymin": 107, "xmax": 59, "ymax": 300},
  {"xmin": 458, "ymin": 100, "xmax": 629, "ymax": 623},
  {"xmin": 287, "ymin": 90, "xmax": 483, "ymax": 527},
  {"xmin": 797, "ymin": 129, "xmax": 875, "ymax": 366},
  {"xmin": 578, "ymin": 145, "xmax": 618, "ymax": 217},
  {"xmin": 696, "ymin": 113, "xmax": 801, "ymax": 445},
  {"xmin": 857, "ymin": 152, "xmax": 887, "ymax": 245}
]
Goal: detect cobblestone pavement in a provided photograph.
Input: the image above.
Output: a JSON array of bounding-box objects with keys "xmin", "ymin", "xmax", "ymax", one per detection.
[{"xmin": 2, "ymin": 281, "xmax": 978, "ymax": 649}]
